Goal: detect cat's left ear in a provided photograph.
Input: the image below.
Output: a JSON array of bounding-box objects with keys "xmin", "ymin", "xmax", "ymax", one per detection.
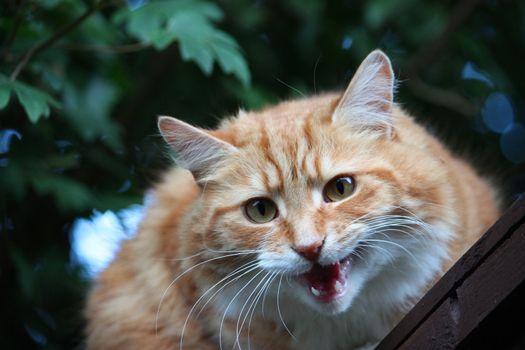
[{"xmin": 332, "ymin": 49, "xmax": 395, "ymax": 137}]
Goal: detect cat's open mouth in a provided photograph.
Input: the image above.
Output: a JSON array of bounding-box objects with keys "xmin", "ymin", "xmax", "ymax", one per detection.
[{"xmin": 302, "ymin": 256, "xmax": 352, "ymax": 302}]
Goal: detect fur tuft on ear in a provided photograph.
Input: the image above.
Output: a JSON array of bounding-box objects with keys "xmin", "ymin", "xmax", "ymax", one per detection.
[
  {"xmin": 332, "ymin": 49, "xmax": 395, "ymax": 136},
  {"xmin": 158, "ymin": 116, "xmax": 237, "ymax": 181}
]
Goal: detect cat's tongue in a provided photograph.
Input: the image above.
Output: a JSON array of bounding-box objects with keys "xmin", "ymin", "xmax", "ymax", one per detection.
[{"xmin": 303, "ymin": 258, "xmax": 351, "ymax": 302}]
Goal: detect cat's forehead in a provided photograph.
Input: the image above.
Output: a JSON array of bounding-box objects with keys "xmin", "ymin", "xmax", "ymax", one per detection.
[
  {"xmin": 210, "ymin": 94, "xmax": 372, "ymax": 197},
  {"xmin": 218, "ymin": 93, "xmax": 340, "ymax": 147}
]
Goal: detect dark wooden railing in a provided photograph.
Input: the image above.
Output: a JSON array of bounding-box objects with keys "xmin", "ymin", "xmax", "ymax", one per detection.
[{"xmin": 376, "ymin": 195, "xmax": 525, "ymax": 350}]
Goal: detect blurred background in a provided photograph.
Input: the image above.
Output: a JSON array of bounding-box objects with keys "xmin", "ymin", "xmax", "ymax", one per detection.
[{"xmin": 1, "ymin": 0, "xmax": 524, "ymax": 348}]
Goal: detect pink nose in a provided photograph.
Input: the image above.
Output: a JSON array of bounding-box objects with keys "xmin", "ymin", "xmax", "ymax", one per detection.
[{"xmin": 294, "ymin": 241, "xmax": 324, "ymax": 262}]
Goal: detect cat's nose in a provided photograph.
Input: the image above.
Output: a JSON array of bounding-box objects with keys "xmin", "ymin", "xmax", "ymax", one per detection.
[{"xmin": 294, "ymin": 240, "xmax": 324, "ymax": 262}]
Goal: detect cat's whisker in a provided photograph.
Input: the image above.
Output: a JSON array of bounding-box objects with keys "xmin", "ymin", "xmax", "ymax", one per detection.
[
  {"xmin": 390, "ymin": 205, "xmax": 431, "ymax": 220},
  {"xmin": 219, "ymin": 270, "xmax": 265, "ymax": 350},
  {"xmin": 364, "ymin": 222, "xmax": 428, "ymax": 239},
  {"xmin": 394, "ymin": 202, "xmax": 457, "ymax": 219},
  {"xmin": 234, "ymin": 271, "xmax": 273, "ymax": 348},
  {"xmin": 242, "ymin": 278, "xmax": 269, "ymax": 350},
  {"xmin": 162, "ymin": 248, "xmax": 261, "ymax": 262},
  {"xmin": 196, "ymin": 264, "xmax": 260, "ymax": 318},
  {"xmin": 369, "ymin": 224, "xmax": 436, "ymax": 248},
  {"xmin": 349, "ymin": 245, "xmax": 366, "ymax": 262},
  {"xmin": 201, "ymin": 236, "xmax": 264, "ymax": 254},
  {"xmin": 350, "ymin": 215, "xmax": 434, "ymax": 260},
  {"xmin": 362, "ymin": 214, "xmax": 428, "ymax": 226},
  {"xmin": 179, "ymin": 261, "xmax": 259, "ymax": 350},
  {"xmin": 313, "ymin": 54, "xmax": 322, "ymax": 94},
  {"xmin": 260, "ymin": 273, "xmax": 277, "ymax": 319},
  {"xmin": 361, "ymin": 238, "xmax": 418, "ymax": 262},
  {"xmin": 336, "ymin": 211, "xmax": 443, "ymax": 268},
  {"xmin": 158, "ymin": 251, "xmax": 207, "ymax": 261},
  {"xmin": 248, "ymin": 273, "xmax": 278, "ymax": 350},
  {"xmin": 356, "ymin": 215, "xmax": 433, "ymax": 240},
  {"xmin": 276, "ymin": 274, "xmax": 296, "ymax": 340},
  {"xmin": 363, "ymin": 215, "xmax": 435, "ymax": 236},
  {"xmin": 236, "ymin": 272, "xmax": 275, "ymax": 349},
  {"xmin": 156, "ymin": 252, "xmax": 258, "ymax": 336},
  {"xmin": 273, "ymin": 76, "xmax": 306, "ymax": 97},
  {"xmin": 204, "ymin": 248, "xmax": 264, "ymax": 255},
  {"xmin": 285, "ymin": 275, "xmax": 292, "ymax": 287},
  {"xmin": 372, "ymin": 226, "xmax": 434, "ymax": 250},
  {"xmin": 358, "ymin": 242, "xmax": 395, "ymax": 262},
  {"xmin": 342, "ymin": 210, "xmax": 379, "ymax": 231}
]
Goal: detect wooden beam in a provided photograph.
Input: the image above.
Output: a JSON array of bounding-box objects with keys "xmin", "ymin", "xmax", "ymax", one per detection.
[{"xmin": 376, "ymin": 195, "xmax": 525, "ymax": 349}]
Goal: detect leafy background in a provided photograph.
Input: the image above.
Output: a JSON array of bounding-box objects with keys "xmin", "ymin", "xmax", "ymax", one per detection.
[{"xmin": 1, "ymin": 0, "xmax": 524, "ymax": 348}]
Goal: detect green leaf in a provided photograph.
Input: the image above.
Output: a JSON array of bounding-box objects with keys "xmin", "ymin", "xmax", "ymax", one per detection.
[
  {"xmin": 364, "ymin": 0, "xmax": 419, "ymax": 29},
  {"xmin": 13, "ymin": 83, "xmax": 59, "ymax": 123},
  {"xmin": 37, "ymin": 0, "xmax": 62, "ymax": 9},
  {"xmin": 0, "ymin": 75, "xmax": 60, "ymax": 122},
  {"xmin": 0, "ymin": 76, "xmax": 11, "ymax": 109},
  {"xmin": 211, "ymin": 32, "xmax": 251, "ymax": 86},
  {"xmin": 117, "ymin": 0, "xmax": 250, "ymax": 85},
  {"xmin": 178, "ymin": 38, "xmax": 214, "ymax": 74},
  {"xmin": 78, "ymin": 11, "xmax": 120, "ymax": 45},
  {"xmin": 114, "ymin": 0, "xmax": 223, "ymax": 41},
  {"xmin": 62, "ymin": 78, "xmax": 122, "ymax": 150},
  {"xmin": 167, "ymin": 13, "xmax": 250, "ymax": 85},
  {"xmin": 31, "ymin": 175, "xmax": 97, "ymax": 212}
]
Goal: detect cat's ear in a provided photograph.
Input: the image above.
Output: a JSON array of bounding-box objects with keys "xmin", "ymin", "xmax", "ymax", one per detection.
[
  {"xmin": 158, "ymin": 116, "xmax": 238, "ymax": 181},
  {"xmin": 332, "ymin": 49, "xmax": 395, "ymax": 137}
]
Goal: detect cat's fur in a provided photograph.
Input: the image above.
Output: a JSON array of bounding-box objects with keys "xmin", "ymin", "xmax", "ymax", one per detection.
[{"xmin": 85, "ymin": 50, "xmax": 500, "ymax": 349}]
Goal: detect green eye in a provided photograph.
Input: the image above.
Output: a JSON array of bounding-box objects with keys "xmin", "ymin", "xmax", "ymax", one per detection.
[
  {"xmin": 245, "ymin": 198, "xmax": 278, "ymax": 223},
  {"xmin": 324, "ymin": 176, "xmax": 356, "ymax": 202}
]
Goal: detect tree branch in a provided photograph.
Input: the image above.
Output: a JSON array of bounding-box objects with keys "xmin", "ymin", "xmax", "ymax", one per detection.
[
  {"xmin": 401, "ymin": 0, "xmax": 483, "ymax": 117},
  {"xmin": 9, "ymin": 2, "xmax": 105, "ymax": 81},
  {"xmin": 405, "ymin": 77, "xmax": 478, "ymax": 117},
  {"xmin": 405, "ymin": 0, "xmax": 483, "ymax": 76},
  {"xmin": 60, "ymin": 42, "xmax": 151, "ymax": 54}
]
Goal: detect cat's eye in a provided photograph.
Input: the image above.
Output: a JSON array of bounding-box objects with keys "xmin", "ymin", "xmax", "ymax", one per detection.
[
  {"xmin": 244, "ymin": 198, "xmax": 278, "ymax": 223},
  {"xmin": 323, "ymin": 176, "xmax": 356, "ymax": 202}
]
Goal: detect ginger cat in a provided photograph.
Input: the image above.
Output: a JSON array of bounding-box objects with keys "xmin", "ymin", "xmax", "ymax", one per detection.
[{"xmin": 85, "ymin": 50, "xmax": 500, "ymax": 349}]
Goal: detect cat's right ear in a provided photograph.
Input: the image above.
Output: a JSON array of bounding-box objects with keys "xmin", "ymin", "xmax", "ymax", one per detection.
[{"xmin": 158, "ymin": 116, "xmax": 238, "ymax": 181}]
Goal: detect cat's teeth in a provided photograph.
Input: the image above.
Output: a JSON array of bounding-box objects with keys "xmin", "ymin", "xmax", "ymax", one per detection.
[
  {"xmin": 310, "ymin": 286, "xmax": 321, "ymax": 297},
  {"xmin": 335, "ymin": 281, "xmax": 343, "ymax": 293}
]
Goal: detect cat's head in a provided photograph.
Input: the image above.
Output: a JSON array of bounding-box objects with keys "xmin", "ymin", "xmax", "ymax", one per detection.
[{"xmin": 159, "ymin": 50, "xmax": 451, "ymax": 315}]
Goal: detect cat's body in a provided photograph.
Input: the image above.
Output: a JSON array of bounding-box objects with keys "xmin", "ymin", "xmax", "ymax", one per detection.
[{"xmin": 86, "ymin": 51, "xmax": 500, "ymax": 349}]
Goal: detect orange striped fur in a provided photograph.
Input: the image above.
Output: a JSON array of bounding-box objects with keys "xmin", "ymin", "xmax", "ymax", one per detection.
[{"xmin": 85, "ymin": 51, "xmax": 500, "ymax": 349}]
